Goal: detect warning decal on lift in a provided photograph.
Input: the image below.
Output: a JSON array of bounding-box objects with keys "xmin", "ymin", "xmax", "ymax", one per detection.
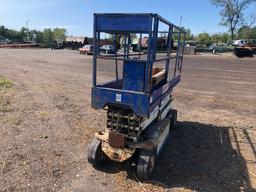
[{"xmin": 116, "ymin": 94, "xmax": 122, "ymax": 102}]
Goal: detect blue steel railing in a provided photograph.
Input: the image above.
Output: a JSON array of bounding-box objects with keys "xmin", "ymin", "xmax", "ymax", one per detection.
[{"xmin": 93, "ymin": 13, "xmax": 186, "ymax": 94}]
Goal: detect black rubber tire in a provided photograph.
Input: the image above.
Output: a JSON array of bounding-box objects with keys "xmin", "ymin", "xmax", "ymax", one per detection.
[
  {"xmin": 87, "ymin": 138, "xmax": 105, "ymax": 167},
  {"xmin": 136, "ymin": 150, "xmax": 156, "ymax": 180},
  {"xmin": 169, "ymin": 109, "xmax": 177, "ymax": 130}
]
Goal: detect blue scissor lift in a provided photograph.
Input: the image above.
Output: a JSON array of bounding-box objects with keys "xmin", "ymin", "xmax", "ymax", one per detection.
[{"xmin": 88, "ymin": 13, "xmax": 186, "ymax": 179}]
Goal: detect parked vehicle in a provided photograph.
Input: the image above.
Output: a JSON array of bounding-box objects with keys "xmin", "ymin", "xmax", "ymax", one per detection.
[
  {"xmin": 233, "ymin": 45, "xmax": 256, "ymax": 58},
  {"xmin": 79, "ymin": 45, "xmax": 93, "ymax": 55},
  {"xmin": 100, "ymin": 44, "xmax": 115, "ymax": 54},
  {"xmin": 233, "ymin": 40, "xmax": 248, "ymax": 47},
  {"xmin": 233, "ymin": 39, "xmax": 256, "ymax": 58}
]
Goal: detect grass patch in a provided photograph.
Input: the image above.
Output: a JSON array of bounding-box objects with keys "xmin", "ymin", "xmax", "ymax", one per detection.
[
  {"xmin": 0, "ymin": 76, "xmax": 12, "ymax": 90},
  {"xmin": 0, "ymin": 76, "xmax": 13, "ymax": 113}
]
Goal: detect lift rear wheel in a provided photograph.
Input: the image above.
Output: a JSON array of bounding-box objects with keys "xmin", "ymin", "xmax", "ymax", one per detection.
[
  {"xmin": 169, "ymin": 109, "xmax": 177, "ymax": 129},
  {"xmin": 136, "ymin": 150, "xmax": 156, "ymax": 180},
  {"xmin": 87, "ymin": 138, "xmax": 105, "ymax": 167}
]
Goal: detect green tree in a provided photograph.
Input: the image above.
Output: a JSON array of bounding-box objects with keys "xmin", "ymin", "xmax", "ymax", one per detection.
[
  {"xmin": 20, "ymin": 27, "xmax": 27, "ymax": 37},
  {"xmin": 0, "ymin": 26, "xmax": 8, "ymax": 37},
  {"xmin": 220, "ymin": 33, "xmax": 230, "ymax": 42},
  {"xmin": 43, "ymin": 28, "xmax": 53, "ymax": 47},
  {"xmin": 211, "ymin": 0, "xmax": 256, "ymax": 41},
  {"xmin": 197, "ymin": 32, "xmax": 212, "ymax": 45},
  {"xmin": 52, "ymin": 28, "xmax": 66, "ymax": 41},
  {"xmin": 211, "ymin": 33, "xmax": 230, "ymax": 43},
  {"xmin": 238, "ymin": 25, "xmax": 256, "ymax": 39},
  {"xmin": 185, "ymin": 28, "xmax": 193, "ymax": 40},
  {"xmin": 20, "ymin": 27, "xmax": 28, "ymax": 41}
]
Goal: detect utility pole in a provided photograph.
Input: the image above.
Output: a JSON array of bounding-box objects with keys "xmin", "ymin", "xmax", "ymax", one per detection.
[
  {"xmin": 26, "ymin": 19, "xmax": 30, "ymax": 42},
  {"xmin": 179, "ymin": 16, "xmax": 183, "ymax": 27}
]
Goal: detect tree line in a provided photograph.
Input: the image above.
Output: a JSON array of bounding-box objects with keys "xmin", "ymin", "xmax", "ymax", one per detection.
[
  {"xmin": 185, "ymin": 27, "xmax": 256, "ymax": 45},
  {"xmin": 0, "ymin": 26, "xmax": 66, "ymax": 47},
  {"xmin": 1, "ymin": 24, "xmax": 255, "ymax": 48}
]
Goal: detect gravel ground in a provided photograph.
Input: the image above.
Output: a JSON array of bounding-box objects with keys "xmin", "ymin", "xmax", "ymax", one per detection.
[{"xmin": 0, "ymin": 49, "xmax": 255, "ymax": 192}]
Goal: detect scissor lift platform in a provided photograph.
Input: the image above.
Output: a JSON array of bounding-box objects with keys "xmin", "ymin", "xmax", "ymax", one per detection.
[{"xmin": 87, "ymin": 13, "xmax": 186, "ymax": 179}]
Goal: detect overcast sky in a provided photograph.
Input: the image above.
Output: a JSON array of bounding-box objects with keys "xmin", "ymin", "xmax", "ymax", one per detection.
[{"xmin": 0, "ymin": 0, "xmax": 255, "ymax": 36}]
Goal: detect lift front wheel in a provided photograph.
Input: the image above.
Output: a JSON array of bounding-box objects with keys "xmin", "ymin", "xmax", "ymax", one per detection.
[
  {"xmin": 136, "ymin": 150, "xmax": 156, "ymax": 180},
  {"xmin": 87, "ymin": 138, "xmax": 105, "ymax": 167}
]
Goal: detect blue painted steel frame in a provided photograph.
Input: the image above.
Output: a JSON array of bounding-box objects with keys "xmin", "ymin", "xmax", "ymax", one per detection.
[{"xmin": 91, "ymin": 13, "xmax": 186, "ymax": 117}]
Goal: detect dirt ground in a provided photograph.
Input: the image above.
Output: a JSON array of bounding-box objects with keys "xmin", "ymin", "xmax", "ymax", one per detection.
[{"xmin": 0, "ymin": 49, "xmax": 255, "ymax": 192}]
